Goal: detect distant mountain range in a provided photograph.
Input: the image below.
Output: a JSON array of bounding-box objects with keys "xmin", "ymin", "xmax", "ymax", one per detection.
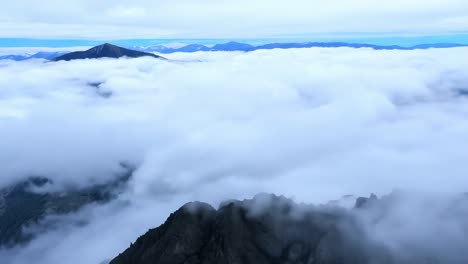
[
  {"xmin": 137, "ymin": 41, "xmax": 468, "ymax": 54},
  {"xmin": 1, "ymin": 42, "xmax": 467, "ymax": 62},
  {"xmin": 0, "ymin": 51, "xmax": 67, "ymax": 61}
]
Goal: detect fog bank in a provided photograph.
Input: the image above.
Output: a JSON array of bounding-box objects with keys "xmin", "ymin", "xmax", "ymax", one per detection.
[{"xmin": 1, "ymin": 47, "xmax": 468, "ymax": 263}]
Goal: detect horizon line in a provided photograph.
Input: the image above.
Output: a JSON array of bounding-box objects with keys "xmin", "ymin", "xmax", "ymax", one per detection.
[{"xmin": 2, "ymin": 33, "xmax": 468, "ymax": 48}]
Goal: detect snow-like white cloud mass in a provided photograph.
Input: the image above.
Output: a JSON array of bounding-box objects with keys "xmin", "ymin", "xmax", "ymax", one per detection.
[
  {"xmin": 1, "ymin": 47, "xmax": 468, "ymax": 263},
  {"xmin": 1, "ymin": 0, "xmax": 468, "ymax": 38}
]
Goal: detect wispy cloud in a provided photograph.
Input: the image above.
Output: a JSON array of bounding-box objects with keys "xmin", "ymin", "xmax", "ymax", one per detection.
[{"xmin": 1, "ymin": 1, "xmax": 468, "ymax": 38}]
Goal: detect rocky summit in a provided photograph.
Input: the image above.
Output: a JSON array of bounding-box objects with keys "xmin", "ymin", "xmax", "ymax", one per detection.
[
  {"xmin": 109, "ymin": 194, "xmax": 392, "ymax": 264},
  {"xmin": 109, "ymin": 193, "xmax": 468, "ymax": 264},
  {"xmin": 53, "ymin": 43, "xmax": 166, "ymax": 61}
]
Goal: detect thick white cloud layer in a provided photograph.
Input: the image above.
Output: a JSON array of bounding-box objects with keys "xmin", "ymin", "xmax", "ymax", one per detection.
[
  {"xmin": 1, "ymin": 0, "xmax": 468, "ymax": 38},
  {"xmin": 1, "ymin": 47, "xmax": 468, "ymax": 263}
]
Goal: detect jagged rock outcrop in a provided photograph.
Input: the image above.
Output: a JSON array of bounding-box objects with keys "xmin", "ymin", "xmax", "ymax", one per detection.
[
  {"xmin": 110, "ymin": 194, "xmax": 391, "ymax": 264},
  {"xmin": 354, "ymin": 193, "xmax": 378, "ymax": 209},
  {"xmin": 0, "ymin": 163, "xmax": 134, "ymax": 247}
]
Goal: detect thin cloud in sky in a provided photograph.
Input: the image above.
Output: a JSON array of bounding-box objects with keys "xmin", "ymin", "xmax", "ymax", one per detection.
[{"xmin": 1, "ymin": 0, "xmax": 468, "ymax": 38}]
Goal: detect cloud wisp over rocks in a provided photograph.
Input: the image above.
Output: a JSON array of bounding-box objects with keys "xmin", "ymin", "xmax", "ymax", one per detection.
[{"xmin": 0, "ymin": 47, "xmax": 468, "ymax": 263}]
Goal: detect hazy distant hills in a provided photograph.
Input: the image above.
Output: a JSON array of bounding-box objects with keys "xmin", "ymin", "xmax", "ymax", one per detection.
[
  {"xmin": 1, "ymin": 41, "xmax": 467, "ymax": 62},
  {"xmin": 138, "ymin": 41, "xmax": 468, "ymax": 54},
  {"xmin": 0, "ymin": 51, "xmax": 66, "ymax": 61},
  {"xmin": 53, "ymin": 43, "xmax": 166, "ymax": 61}
]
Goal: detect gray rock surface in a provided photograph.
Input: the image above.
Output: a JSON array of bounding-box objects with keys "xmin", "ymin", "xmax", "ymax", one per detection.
[
  {"xmin": 0, "ymin": 163, "xmax": 134, "ymax": 247},
  {"xmin": 110, "ymin": 194, "xmax": 390, "ymax": 264}
]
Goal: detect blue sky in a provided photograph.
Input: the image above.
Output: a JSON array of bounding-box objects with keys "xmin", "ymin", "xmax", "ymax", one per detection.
[{"xmin": 2, "ymin": 34, "xmax": 468, "ymax": 48}]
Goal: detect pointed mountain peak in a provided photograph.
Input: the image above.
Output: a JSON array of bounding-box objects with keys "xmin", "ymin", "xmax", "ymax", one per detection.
[
  {"xmin": 96, "ymin": 43, "xmax": 119, "ymax": 50},
  {"xmin": 53, "ymin": 43, "xmax": 166, "ymax": 61}
]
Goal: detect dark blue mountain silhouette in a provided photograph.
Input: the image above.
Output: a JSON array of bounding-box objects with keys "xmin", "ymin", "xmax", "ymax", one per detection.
[
  {"xmin": 53, "ymin": 43, "xmax": 165, "ymax": 61},
  {"xmin": 139, "ymin": 41, "xmax": 468, "ymax": 54},
  {"xmin": 211, "ymin": 41, "xmax": 255, "ymax": 51},
  {"xmin": 0, "ymin": 51, "xmax": 66, "ymax": 61}
]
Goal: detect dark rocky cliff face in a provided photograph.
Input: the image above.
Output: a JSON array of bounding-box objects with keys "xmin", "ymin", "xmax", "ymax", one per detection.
[
  {"xmin": 53, "ymin": 43, "xmax": 166, "ymax": 61},
  {"xmin": 110, "ymin": 194, "xmax": 393, "ymax": 264}
]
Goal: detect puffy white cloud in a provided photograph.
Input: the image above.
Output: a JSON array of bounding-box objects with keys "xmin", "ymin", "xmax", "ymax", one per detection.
[
  {"xmin": 1, "ymin": 47, "xmax": 468, "ymax": 263},
  {"xmin": 1, "ymin": 0, "xmax": 468, "ymax": 38}
]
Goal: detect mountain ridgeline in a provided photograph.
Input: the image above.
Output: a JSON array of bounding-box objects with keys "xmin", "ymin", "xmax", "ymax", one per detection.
[
  {"xmin": 138, "ymin": 41, "xmax": 468, "ymax": 54},
  {"xmin": 53, "ymin": 43, "xmax": 166, "ymax": 61},
  {"xmin": 0, "ymin": 51, "xmax": 66, "ymax": 61},
  {"xmin": 1, "ymin": 42, "xmax": 467, "ymax": 62},
  {"xmin": 109, "ymin": 193, "xmax": 468, "ymax": 264},
  {"xmin": 0, "ymin": 163, "xmax": 135, "ymax": 247},
  {"xmin": 110, "ymin": 195, "xmax": 371, "ymax": 264}
]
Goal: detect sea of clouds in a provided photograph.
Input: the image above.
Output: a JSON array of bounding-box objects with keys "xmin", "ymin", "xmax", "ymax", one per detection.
[{"xmin": 1, "ymin": 47, "xmax": 468, "ymax": 263}]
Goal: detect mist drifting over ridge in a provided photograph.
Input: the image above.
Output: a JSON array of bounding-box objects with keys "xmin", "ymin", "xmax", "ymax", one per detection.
[{"xmin": 1, "ymin": 47, "xmax": 468, "ymax": 263}]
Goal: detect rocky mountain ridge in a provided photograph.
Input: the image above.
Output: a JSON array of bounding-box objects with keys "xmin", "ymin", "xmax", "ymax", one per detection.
[
  {"xmin": 109, "ymin": 193, "xmax": 409, "ymax": 264},
  {"xmin": 0, "ymin": 163, "xmax": 134, "ymax": 247}
]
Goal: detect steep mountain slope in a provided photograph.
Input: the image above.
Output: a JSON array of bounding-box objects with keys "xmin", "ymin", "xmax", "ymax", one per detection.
[
  {"xmin": 0, "ymin": 163, "xmax": 134, "ymax": 247},
  {"xmin": 110, "ymin": 194, "xmax": 391, "ymax": 264},
  {"xmin": 110, "ymin": 193, "xmax": 468, "ymax": 264},
  {"xmin": 53, "ymin": 43, "xmax": 166, "ymax": 61}
]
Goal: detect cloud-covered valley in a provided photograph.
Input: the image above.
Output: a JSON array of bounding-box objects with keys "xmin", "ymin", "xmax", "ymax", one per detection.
[{"xmin": 1, "ymin": 47, "xmax": 468, "ymax": 263}]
